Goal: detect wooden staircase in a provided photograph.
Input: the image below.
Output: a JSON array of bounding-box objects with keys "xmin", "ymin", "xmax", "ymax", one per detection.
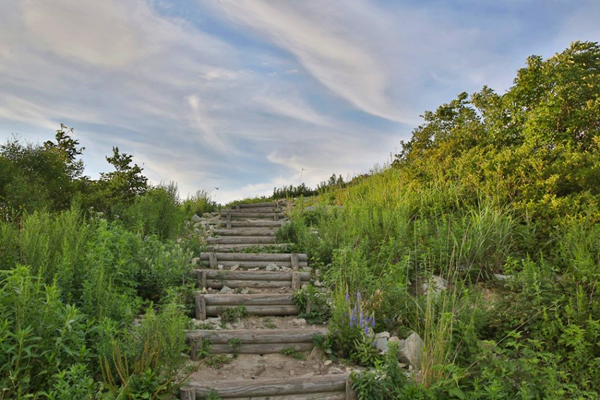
[{"xmin": 181, "ymin": 202, "xmax": 357, "ymax": 400}]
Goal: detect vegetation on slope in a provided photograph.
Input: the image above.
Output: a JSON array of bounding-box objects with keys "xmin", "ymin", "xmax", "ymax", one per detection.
[
  {"xmin": 0, "ymin": 128, "xmax": 217, "ymax": 398},
  {"xmin": 278, "ymin": 42, "xmax": 600, "ymax": 398}
]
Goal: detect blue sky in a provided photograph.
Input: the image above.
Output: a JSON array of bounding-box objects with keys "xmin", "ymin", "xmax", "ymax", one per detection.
[{"xmin": 1, "ymin": 0, "xmax": 599, "ymax": 203}]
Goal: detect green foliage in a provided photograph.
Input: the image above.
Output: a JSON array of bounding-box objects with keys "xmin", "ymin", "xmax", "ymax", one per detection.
[
  {"xmin": 284, "ymin": 42, "xmax": 600, "ymax": 397},
  {"xmin": 218, "ymin": 306, "xmax": 248, "ymax": 327},
  {"xmin": 280, "ymin": 347, "xmax": 307, "ymax": 360},
  {"xmin": 182, "ymin": 189, "xmax": 218, "ymax": 217},
  {"xmin": 293, "ymin": 284, "xmax": 331, "ymax": 324}
]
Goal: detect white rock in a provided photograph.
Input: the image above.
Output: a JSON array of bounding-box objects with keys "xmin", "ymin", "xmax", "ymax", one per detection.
[
  {"xmin": 292, "ymin": 318, "xmax": 307, "ymax": 326},
  {"xmin": 399, "ymin": 332, "xmax": 424, "ymax": 371},
  {"xmin": 191, "ymin": 257, "xmax": 200, "ymax": 265},
  {"xmin": 329, "ymin": 367, "xmax": 344, "ymax": 374},
  {"xmin": 494, "ymin": 274, "xmax": 513, "ymax": 281},
  {"xmin": 375, "ymin": 337, "xmax": 389, "ymax": 353},
  {"xmin": 230, "ymin": 264, "xmax": 240, "ymax": 271},
  {"xmin": 220, "ymin": 286, "xmax": 235, "ymax": 294},
  {"xmin": 375, "ymin": 332, "xmax": 390, "ymax": 339},
  {"xmin": 324, "ymin": 360, "xmax": 332, "ymax": 366},
  {"xmin": 266, "ymin": 263, "xmax": 279, "ymax": 271},
  {"xmin": 422, "ymin": 275, "xmax": 447, "ymax": 298},
  {"xmin": 192, "ymin": 214, "xmax": 201, "ymax": 222},
  {"xmin": 217, "ymin": 264, "xmax": 224, "ymax": 270}
]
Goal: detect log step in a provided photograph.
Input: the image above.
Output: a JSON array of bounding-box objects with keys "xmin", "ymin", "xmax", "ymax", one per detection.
[
  {"xmin": 187, "ymin": 328, "xmax": 327, "ymax": 358},
  {"xmin": 207, "ymin": 243, "xmax": 290, "ymax": 252},
  {"xmin": 200, "ymin": 253, "xmax": 308, "ymax": 262},
  {"xmin": 220, "ymin": 221, "xmax": 285, "ymax": 228},
  {"xmin": 233, "ymin": 202, "xmax": 283, "ymax": 209},
  {"xmin": 212, "ymin": 229, "xmax": 276, "ymax": 236},
  {"xmin": 224, "ymin": 207, "xmax": 281, "ymax": 213},
  {"xmin": 193, "ymin": 269, "xmax": 310, "ymax": 289},
  {"xmin": 195, "ymin": 293, "xmax": 299, "ymax": 319},
  {"xmin": 205, "ymin": 236, "xmax": 277, "ymax": 245},
  {"xmin": 221, "ymin": 211, "xmax": 285, "ymax": 218},
  {"xmin": 180, "ymin": 374, "xmax": 351, "ymax": 399}
]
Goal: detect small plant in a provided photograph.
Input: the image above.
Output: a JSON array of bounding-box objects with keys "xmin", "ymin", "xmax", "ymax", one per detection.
[
  {"xmin": 281, "ymin": 347, "xmax": 307, "ymax": 360},
  {"xmin": 194, "ymin": 322, "xmax": 216, "ymax": 330},
  {"xmin": 263, "ymin": 317, "xmax": 277, "ymax": 329},
  {"xmin": 205, "ymin": 389, "xmax": 222, "ymax": 400},
  {"xmin": 227, "ymin": 338, "xmax": 242, "ymax": 357},
  {"xmin": 293, "ymin": 285, "xmax": 331, "ymax": 324},
  {"xmin": 218, "ymin": 306, "xmax": 248, "ymax": 327},
  {"xmin": 196, "ymin": 339, "xmax": 212, "ymax": 359},
  {"xmin": 204, "ymin": 354, "xmax": 234, "ymax": 368}
]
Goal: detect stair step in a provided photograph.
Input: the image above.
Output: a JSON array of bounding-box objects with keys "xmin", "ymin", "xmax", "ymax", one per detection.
[
  {"xmin": 221, "ymin": 211, "xmax": 285, "ymax": 221},
  {"xmin": 193, "ymin": 269, "xmax": 310, "ymax": 289},
  {"xmin": 225, "ymin": 207, "xmax": 281, "ymax": 213},
  {"xmin": 205, "ymin": 236, "xmax": 277, "ymax": 245},
  {"xmin": 233, "ymin": 202, "xmax": 284, "ymax": 209},
  {"xmin": 180, "ymin": 374, "xmax": 351, "ymax": 400},
  {"xmin": 199, "ymin": 252, "xmax": 308, "ymax": 269},
  {"xmin": 186, "ymin": 328, "xmax": 327, "ymax": 358},
  {"xmin": 195, "ymin": 293, "xmax": 299, "ymax": 319},
  {"xmin": 219, "ymin": 220, "xmax": 285, "ymax": 228},
  {"xmin": 207, "ymin": 243, "xmax": 290, "ymax": 252},
  {"xmin": 213, "ymin": 229, "xmax": 276, "ymax": 236}
]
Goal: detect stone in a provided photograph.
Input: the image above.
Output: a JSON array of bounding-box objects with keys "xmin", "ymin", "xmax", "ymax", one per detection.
[
  {"xmin": 292, "ymin": 318, "xmax": 307, "ymax": 326},
  {"xmin": 324, "ymin": 360, "xmax": 332, "ymax": 366},
  {"xmin": 192, "ymin": 214, "xmax": 201, "ymax": 222},
  {"xmin": 217, "ymin": 264, "xmax": 224, "ymax": 270},
  {"xmin": 220, "ymin": 286, "xmax": 235, "ymax": 294},
  {"xmin": 375, "ymin": 332, "xmax": 391, "ymax": 353},
  {"xmin": 314, "ymin": 280, "xmax": 324, "ymax": 287},
  {"xmin": 265, "ymin": 263, "xmax": 279, "ymax": 271},
  {"xmin": 230, "ymin": 264, "xmax": 240, "ymax": 271},
  {"xmin": 329, "ymin": 367, "xmax": 344, "ymax": 374},
  {"xmin": 309, "ymin": 346, "xmax": 325, "ymax": 361},
  {"xmin": 493, "ymin": 274, "xmax": 513, "ymax": 281},
  {"xmin": 289, "ymin": 370, "xmax": 296, "ymax": 376},
  {"xmin": 191, "ymin": 257, "xmax": 200, "ymax": 265},
  {"xmin": 250, "ymin": 365, "xmax": 265, "ymax": 378},
  {"xmin": 422, "ymin": 275, "xmax": 447, "ymax": 298},
  {"xmin": 398, "ymin": 332, "xmax": 424, "ymax": 371},
  {"xmin": 389, "ymin": 336, "xmax": 401, "ymax": 345}
]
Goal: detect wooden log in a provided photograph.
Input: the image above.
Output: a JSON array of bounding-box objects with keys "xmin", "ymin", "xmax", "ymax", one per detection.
[
  {"xmin": 196, "ymin": 269, "xmax": 310, "ymax": 281},
  {"xmin": 197, "ymin": 270, "xmax": 207, "ymax": 289},
  {"xmin": 213, "ymin": 229, "xmax": 276, "ymax": 236},
  {"xmin": 206, "ymin": 279, "xmax": 291, "ymax": 289},
  {"xmin": 201, "ymin": 253, "xmax": 308, "ymax": 262},
  {"xmin": 219, "ymin": 393, "xmax": 346, "ymax": 400},
  {"xmin": 236, "ymin": 202, "xmax": 281, "ymax": 208},
  {"xmin": 292, "ymin": 272, "xmax": 300, "ymax": 290},
  {"xmin": 226, "ymin": 211, "xmax": 231, "ymax": 229},
  {"xmin": 180, "ymin": 386, "xmax": 196, "ymax": 400},
  {"xmin": 225, "ymin": 207, "xmax": 279, "ymax": 213},
  {"xmin": 195, "ymin": 294, "xmax": 206, "ymax": 320},
  {"xmin": 346, "ymin": 379, "xmax": 358, "ymax": 400},
  {"xmin": 206, "ymin": 305, "xmax": 299, "ymax": 316},
  {"xmin": 220, "ymin": 221, "xmax": 285, "ymax": 228},
  {"xmin": 208, "ymin": 252, "xmax": 217, "ymax": 269},
  {"xmin": 188, "ymin": 374, "xmax": 349, "ymax": 398},
  {"xmin": 199, "ymin": 260, "xmax": 308, "ymax": 269},
  {"xmin": 186, "ymin": 329, "xmax": 327, "ymax": 343},
  {"xmin": 291, "ymin": 253, "xmax": 299, "ymax": 270},
  {"xmin": 205, "ymin": 237, "xmax": 277, "ymax": 245},
  {"xmin": 221, "ymin": 212, "xmax": 285, "ymax": 219},
  {"xmin": 204, "ymin": 294, "xmax": 294, "ymax": 306},
  {"xmin": 210, "ymin": 342, "xmax": 313, "ymax": 354},
  {"xmin": 207, "ymin": 244, "xmax": 290, "ymax": 252}
]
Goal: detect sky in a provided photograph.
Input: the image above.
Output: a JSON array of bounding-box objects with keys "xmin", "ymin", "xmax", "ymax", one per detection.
[{"xmin": 1, "ymin": 1, "xmax": 599, "ymax": 203}]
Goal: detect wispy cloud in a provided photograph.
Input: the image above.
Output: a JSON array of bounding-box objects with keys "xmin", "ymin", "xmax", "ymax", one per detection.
[{"xmin": 1, "ymin": 0, "xmax": 599, "ymax": 202}]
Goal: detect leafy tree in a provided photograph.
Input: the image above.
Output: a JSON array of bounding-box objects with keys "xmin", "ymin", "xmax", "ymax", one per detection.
[{"xmin": 98, "ymin": 147, "xmax": 148, "ymax": 206}]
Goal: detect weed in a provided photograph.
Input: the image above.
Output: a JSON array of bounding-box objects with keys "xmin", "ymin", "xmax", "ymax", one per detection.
[{"xmin": 280, "ymin": 347, "xmax": 307, "ymax": 360}]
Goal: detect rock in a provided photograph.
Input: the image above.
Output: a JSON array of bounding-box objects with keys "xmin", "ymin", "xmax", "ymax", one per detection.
[
  {"xmin": 289, "ymin": 370, "xmax": 296, "ymax": 376},
  {"xmin": 230, "ymin": 264, "xmax": 240, "ymax": 271},
  {"xmin": 389, "ymin": 336, "xmax": 401, "ymax": 345},
  {"xmin": 314, "ymin": 280, "xmax": 324, "ymax": 287},
  {"xmin": 220, "ymin": 286, "xmax": 235, "ymax": 294},
  {"xmin": 207, "ymin": 317, "xmax": 221, "ymax": 325},
  {"xmin": 292, "ymin": 318, "xmax": 307, "ymax": 326},
  {"xmin": 192, "ymin": 214, "xmax": 201, "ymax": 222},
  {"xmin": 493, "ymin": 274, "xmax": 513, "ymax": 281},
  {"xmin": 422, "ymin": 275, "xmax": 447, "ymax": 298},
  {"xmin": 240, "ymin": 288, "xmax": 251, "ymax": 295},
  {"xmin": 265, "ymin": 263, "xmax": 279, "ymax": 271},
  {"xmin": 191, "ymin": 257, "xmax": 200, "ymax": 266},
  {"xmin": 324, "ymin": 360, "xmax": 332, "ymax": 366},
  {"xmin": 309, "ymin": 346, "xmax": 325, "ymax": 361},
  {"xmin": 249, "ymin": 267, "xmax": 259, "ymax": 271},
  {"xmin": 329, "ymin": 367, "xmax": 344, "ymax": 374},
  {"xmin": 250, "ymin": 365, "xmax": 265, "ymax": 378},
  {"xmin": 374, "ymin": 332, "xmax": 389, "ymax": 353},
  {"xmin": 217, "ymin": 264, "xmax": 224, "ymax": 270},
  {"xmin": 280, "ymin": 266, "xmax": 291, "ymax": 271},
  {"xmin": 398, "ymin": 332, "xmax": 424, "ymax": 371}
]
